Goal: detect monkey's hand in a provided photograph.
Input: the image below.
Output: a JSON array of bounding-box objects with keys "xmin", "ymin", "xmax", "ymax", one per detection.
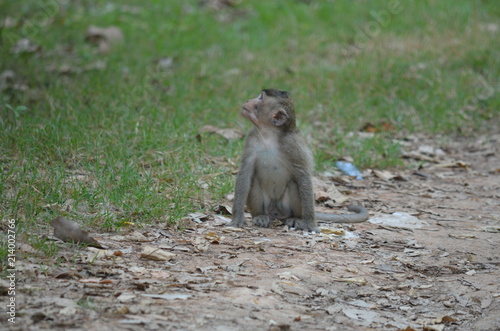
[
  {"xmin": 283, "ymin": 218, "xmax": 319, "ymax": 232},
  {"xmin": 252, "ymin": 215, "xmax": 272, "ymax": 228},
  {"xmin": 227, "ymin": 216, "xmax": 246, "ymax": 228}
]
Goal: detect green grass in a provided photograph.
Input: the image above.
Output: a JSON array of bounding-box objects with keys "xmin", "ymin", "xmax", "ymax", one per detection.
[{"xmin": 0, "ymin": 0, "xmax": 499, "ymax": 267}]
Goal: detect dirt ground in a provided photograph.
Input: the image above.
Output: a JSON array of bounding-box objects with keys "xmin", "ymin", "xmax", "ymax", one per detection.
[{"xmin": 3, "ymin": 133, "xmax": 500, "ymax": 331}]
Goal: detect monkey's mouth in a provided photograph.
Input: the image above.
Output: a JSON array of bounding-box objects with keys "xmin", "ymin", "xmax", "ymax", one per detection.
[
  {"xmin": 241, "ymin": 107, "xmax": 259, "ymax": 126},
  {"xmin": 241, "ymin": 106, "xmax": 249, "ymax": 118}
]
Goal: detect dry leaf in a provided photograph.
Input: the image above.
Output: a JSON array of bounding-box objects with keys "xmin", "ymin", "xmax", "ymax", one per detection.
[
  {"xmin": 203, "ymin": 0, "xmax": 239, "ymax": 10},
  {"xmin": 320, "ymin": 228, "xmax": 345, "ymax": 236},
  {"xmin": 360, "ymin": 122, "xmax": 377, "ymax": 133},
  {"xmin": 11, "ymin": 38, "xmax": 40, "ymax": 54},
  {"xmin": 50, "ymin": 216, "xmax": 103, "ymax": 248},
  {"xmin": 333, "ymin": 277, "xmax": 367, "ymax": 285},
  {"xmin": 448, "ymin": 234, "xmax": 476, "ymax": 239},
  {"xmin": 326, "ymin": 185, "xmax": 349, "ymax": 203},
  {"xmin": 159, "ymin": 244, "xmax": 190, "ymax": 252},
  {"xmin": 18, "ymin": 243, "xmax": 39, "ymax": 254},
  {"xmin": 117, "ymin": 292, "xmax": 136, "ymax": 303},
  {"xmin": 122, "ymin": 231, "xmax": 150, "ymax": 242},
  {"xmin": 191, "ymin": 212, "xmax": 209, "ymax": 220},
  {"xmin": 84, "ymin": 60, "xmax": 107, "ymax": 71},
  {"xmin": 192, "ymin": 237, "xmax": 210, "ymax": 252},
  {"xmin": 314, "ymin": 190, "xmax": 329, "ymax": 202},
  {"xmin": 0, "ymin": 70, "xmax": 28, "ymax": 92},
  {"xmin": 313, "ymin": 179, "xmax": 348, "ymax": 203},
  {"xmin": 52, "ymin": 267, "xmax": 83, "ymax": 279},
  {"xmin": 418, "ymin": 145, "xmax": 446, "ymax": 157},
  {"xmin": 205, "ymin": 231, "xmax": 222, "ymax": 243},
  {"xmin": 81, "ymin": 248, "xmax": 123, "ymax": 263},
  {"xmin": 360, "ymin": 121, "xmax": 396, "ymax": 133},
  {"xmin": 213, "ymin": 204, "xmax": 232, "ymax": 215},
  {"xmin": 140, "ymin": 245, "xmax": 175, "ymax": 261},
  {"xmin": 85, "ymin": 26, "xmax": 124, "ymax": 53},
  {"xmin": 59, "ymin": 307, "xmax": 77, "ymax": 316},
  {"xmin": 431, "ymin": 161, "xmax": 468, "ymax": 169},
  {"xmin": 2, "ymin": 17, "xmax": 17, "ymax": 28},
  {"xmin": 46, "ymin": 63, "xmax": 80, "ymax": 75},
  {"xmin": 199, "ymin": 125, "xmax": 244, "ymax": 141},
  {"xmin": 184, "ymin": 212, "xmax": 209, "ymax": 223},
  {"xmin": 483, "ymin": 226, "xmax": 500, "ymax": 233},
  {"xmin": 277, "ymin": 272, "xmax": 300, "ymax": 281},
  {"xmin": 79, "ymin": 278, "xmax": 114, "ymax": 284},
  {"xmin": 222, "ymin": 225, "xmax": 244, "ymax": 232},
  {"xmin": 141, "ymin": 293, "xmax": 192, "ymax": 300},
  {"xmin": 156, "ymin": 57, "xmax": 174, "ymax": 70},
  {"xmin": 372, "ymin": 169, "xmax": 396, "ymax": 181},
  {"xmin": 342, "ymin": 307, "xmax": 379, "ymax": 325},
  {"xmin": 0, "ymin": 70, "xmax": 15, "ymax": 91},
  {"xmin": 312, "ymin": 177, "xmax": 328, "ymax": 191}
]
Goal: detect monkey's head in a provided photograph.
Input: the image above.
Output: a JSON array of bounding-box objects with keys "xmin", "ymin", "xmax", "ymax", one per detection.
[{"xmin": 241, "ymin": 89, "xmax": 296, "ymax": 131}]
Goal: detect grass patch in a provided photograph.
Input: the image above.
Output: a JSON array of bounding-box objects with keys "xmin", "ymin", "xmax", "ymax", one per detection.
[{"xmin": 0, "ymin": 0, "xmax": 498, "ymax": 268}]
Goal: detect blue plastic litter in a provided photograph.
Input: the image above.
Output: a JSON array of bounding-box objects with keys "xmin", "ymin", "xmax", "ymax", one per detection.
[{"xmin": 336, "ymin": 161, "xmax": 363, "ymax": 180}]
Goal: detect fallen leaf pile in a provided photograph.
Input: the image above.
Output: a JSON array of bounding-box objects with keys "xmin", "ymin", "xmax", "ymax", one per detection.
[{"xmin": 9, "ymin": 133, "xmax": 500, "ymax": 330}]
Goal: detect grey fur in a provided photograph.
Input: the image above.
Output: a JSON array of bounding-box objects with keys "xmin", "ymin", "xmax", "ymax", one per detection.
[{"xmin": 229, "ymin": 89, "xmax": 368, "ymax": 232}]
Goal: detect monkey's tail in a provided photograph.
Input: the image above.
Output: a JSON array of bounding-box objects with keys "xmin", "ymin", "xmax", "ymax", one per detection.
[{"xmin": 315, "ymin": 204, "xmax": 369, "ymax": 223}]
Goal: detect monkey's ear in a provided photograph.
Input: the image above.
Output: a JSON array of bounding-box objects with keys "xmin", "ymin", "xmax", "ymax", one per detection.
[{"xmin": 272, "ymin": 109, "xmax": 289, "ymax": 127}]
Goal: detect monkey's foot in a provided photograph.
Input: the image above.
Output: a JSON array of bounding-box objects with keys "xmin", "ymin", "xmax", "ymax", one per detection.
[
  {"xmin": 227, "ymin": 218, "xmax": 246, "ymax": 227},
  {"xmin": 283, "ymin": 218, "xmax": 319, "ymax": 232},
  {"xmin": 253, "ymin": 215, "xmax": 272, "ymax": 228}
]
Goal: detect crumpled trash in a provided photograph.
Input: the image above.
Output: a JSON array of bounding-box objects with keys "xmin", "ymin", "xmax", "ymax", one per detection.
[
  {"xmin": 336, "ymin": 161, "xmax": 363, "ymax": 180},
  {"xmin": 368, "ymin": 212, "xmax": 429, "ymax": 229}
]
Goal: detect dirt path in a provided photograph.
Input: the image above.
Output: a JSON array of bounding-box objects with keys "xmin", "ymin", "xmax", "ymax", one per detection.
[{"xmin": 4, "ymin": 134, "xmax": 499, "ymax": 331}]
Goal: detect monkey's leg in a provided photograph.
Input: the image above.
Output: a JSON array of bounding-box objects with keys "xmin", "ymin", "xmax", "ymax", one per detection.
[
  {"xmin": 247, "ymin": 181, "xmax": 272, "ymax": 228},
  {"xmin": 253, "ymin": 215, "xmax": 272, "ymax": 228},
  {"xmin": 284, "ymin": 218, "xmax": 319, "ymax": 232},
  {"xmin": 281, "ymin": 181, "xmax": 319, "ymax": 232}
]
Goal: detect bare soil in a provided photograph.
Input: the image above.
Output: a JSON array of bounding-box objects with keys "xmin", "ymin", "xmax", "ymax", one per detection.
[{"xmin": 4, "ymin": 134, "xmax": 500, "ymax": 331}]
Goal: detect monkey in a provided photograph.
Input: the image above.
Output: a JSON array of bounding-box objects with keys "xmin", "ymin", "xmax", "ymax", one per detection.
[{"xmin": 228, "ymin": 89, "xmax": 368, "ymax": 232}]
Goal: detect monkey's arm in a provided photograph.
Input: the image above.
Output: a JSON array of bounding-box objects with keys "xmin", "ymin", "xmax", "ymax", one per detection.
[
  {"xmin": 228, "ymin": 148, "xmax": 256, "ymax": 227},
  {"xmin": 315, "ymin": 204, "xmax": 369, "ymax": 223},
  {"xmin": 297, "ymin": 170, "xmax": 316, "ymax": 222}
]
